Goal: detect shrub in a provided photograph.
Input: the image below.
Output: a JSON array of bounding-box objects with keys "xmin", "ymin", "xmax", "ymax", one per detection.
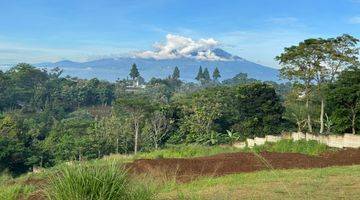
[
  {"xmin": 47, "ymin": 163, "xmax": 155, "ymax": 200},
  {"xmin": 0, "ymin": 184, "xmax": 34, "ymax": 200}
]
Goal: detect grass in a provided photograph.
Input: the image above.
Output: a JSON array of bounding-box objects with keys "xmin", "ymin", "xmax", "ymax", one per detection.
[
  {"xmin": 46, "ymin": 163, "xmax": 155, "ymax": 200},
  {"xmin": 0, "ymin": 139, "xmax": 345, "ymax": 199},
  {"xmin": 98, "ymin": 144, "xmax": 241, "ymax": 165},
  {"xmin": 158, "ymin": 165, "xmax": 360, "ymax": 200},
  {"xmin": 135, "ymin": 144, "xmax": 240, "ymax": 159},
  {"xmin": 0, "ymin": 184, "xmax": 35, "ymax": 200},
  {"xmin": 245, "ymin": 139, "xmax": 331, "ymax": 156},
  {"xmin": 102, "ymin": 139, "xmax": 330, "ymax": 164}
]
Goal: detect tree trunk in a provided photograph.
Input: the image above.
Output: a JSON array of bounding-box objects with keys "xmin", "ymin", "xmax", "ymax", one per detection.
[
  {"xmin": 134, "ymin": 121, "xmax": 139, "ymax": 154},
  {"xmin": 297, "ymin": 122, "xmax": 301, "ymax": 133},
  {"xmin": 306, "ymin": 97, "xmax": 313, "ymax": 133},
  {"xmin": 351, "ymin": 109, "xmax": 356, "ymax": 135},
  {"xmin": 154, "ymin": 129, "xmax": 159, "ymax": 149},
  {"xmin": 319, "ymin": 98, "xmax": 325, "ymax": 134},
  {"xmin": 116, "ymin": 138, "xmax": 119, "ymax": 154}
]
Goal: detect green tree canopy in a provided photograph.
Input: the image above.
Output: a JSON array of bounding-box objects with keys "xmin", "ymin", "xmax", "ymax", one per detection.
[
  {"xmin": 203, "ymin": 68, "xmax": 211, "ymax": 82},
  {"xmin": 212, "ymin": 67, "xmax": 221, "ymax": 81},
  {"xmin": 195, "ymin": 66, "xmax": 203, "ymax": 81},
  {"xmin": 327, "ymin": 66, "xmax": 360, "ymax": 134},
  {"xmin": 172, "ymin": 66, "xmax": 180, "ymax": 80},
  {"xmin": 129, "ymin": 63, "xmax": 140, "ymax": 80}
]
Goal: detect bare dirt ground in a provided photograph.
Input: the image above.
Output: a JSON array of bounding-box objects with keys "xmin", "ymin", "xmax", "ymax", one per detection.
[{"xmin": 128, "ymin": 149, "xmax": 360, "ymax": 182}]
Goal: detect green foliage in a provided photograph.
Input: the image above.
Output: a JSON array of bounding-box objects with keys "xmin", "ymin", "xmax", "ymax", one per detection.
[
  {"xmin": 212, "ymin": 67, "xmax": 221, "ymax": 81},
  {"xmin": 195, "ymin": 66, "xmax": 203, "ymax": 82},
  {"xmin": 222, "ymin": 73, "xmax": 259, "ymax": 85},
  {"xmin": 0, "ymin": 184, "xmax": 35, "ymax": 200},
  {"xmin": 248, "ymin": 139, "xmax": 330, "ymax": 156},
  {"xmin": 172, "ymin": 66, "xmax": 180, "ymax": 80},
  {"xmin": 46, "ymin": 163, "xmax": 155, "ymax": 200},
  {"xmin": 232, "ymin": 83, "xmax": 285, "ymax": 137},
  {"xmin": 326, "ymin": 66, "xmax": 360, "ymax": 134},
  {"xmin": 130, "ymin": 63, "xmax": 140, "ymax": 80},
  {"xmin": 202, "ymin": 68, "xmax": 211, "ymax": 83},
  {"xmin": 134, "ymin": 144, "xmax": 240, "ymax": 159},
  {"xmin": 277, "ymin": 34, "xmax": 359, "ymax": 133}
]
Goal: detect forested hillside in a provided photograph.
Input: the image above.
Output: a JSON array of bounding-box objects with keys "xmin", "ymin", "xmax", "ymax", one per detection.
[{"xmin": 0, "ymin": 34, "xmax": 359, "ymax": 176}]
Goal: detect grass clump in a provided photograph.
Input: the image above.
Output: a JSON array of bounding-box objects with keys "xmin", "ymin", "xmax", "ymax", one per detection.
[
  {"xmin": 135, "ymin": 144, "xmax": 240, "ymax": 159},
  {"xmin": 46, "ymin": 163, "xmax": 155, "ymax": 200},
  {"xmin": 0, "ymin": 184, "xmax": 35, "ymax": 200},
  {"xmin": 246, "ymin": 139, "xmax": 330, "ymax": 156}
]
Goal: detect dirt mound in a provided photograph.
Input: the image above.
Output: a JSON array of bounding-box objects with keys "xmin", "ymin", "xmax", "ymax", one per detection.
[{"xmin": 128, "ymin": 149, "xmax": 360, "ymax": 182}]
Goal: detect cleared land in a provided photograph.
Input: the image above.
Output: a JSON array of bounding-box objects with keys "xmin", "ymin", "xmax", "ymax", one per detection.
[
  {"xmin": 2, "ymin": 145, "xmax": 360, "ymax": 200},
  {"xmin": 129, "ymin": 149, "xmax": 360, "ymax": 182}
]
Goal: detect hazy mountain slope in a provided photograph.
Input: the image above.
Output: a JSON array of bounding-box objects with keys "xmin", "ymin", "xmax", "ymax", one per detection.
[{"xmin": 35, "ymin": 49, "xmax": 279, "ymax": 82}]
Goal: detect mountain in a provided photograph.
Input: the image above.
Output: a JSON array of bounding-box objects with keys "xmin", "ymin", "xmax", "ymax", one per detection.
[{"xmin": 34, "ymin": 49, "xmax": 280, "ymax": 82}]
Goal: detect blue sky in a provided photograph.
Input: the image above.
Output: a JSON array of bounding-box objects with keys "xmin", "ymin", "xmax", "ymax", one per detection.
[{"xmin": 0, "ymin": 0, "xmax": 359, "ymax": 68}]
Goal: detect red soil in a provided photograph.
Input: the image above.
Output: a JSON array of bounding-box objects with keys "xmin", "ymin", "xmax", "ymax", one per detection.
[{"xmin": 128, "ymin": 149, "xmax": 360, "ymax": 182}]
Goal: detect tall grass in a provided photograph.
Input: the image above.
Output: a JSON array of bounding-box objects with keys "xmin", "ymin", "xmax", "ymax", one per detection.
[
  {"xmin": 134, "ymin": 144, "xmax": 240, "ymax": 159},
  {"xmin": 0, "ymin": 184, "xmax": 34, "ymax": 200},
  {"xmin": 249, "ymin": 139, "xmax": 330, "ymax": 156},
  {"xmin": 46, "ymin": 163, "xmax": 155, "ymax": 200}
]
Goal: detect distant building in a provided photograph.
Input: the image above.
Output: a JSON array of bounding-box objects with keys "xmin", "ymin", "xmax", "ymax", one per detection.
[{"xmin": 125, "ymin": 76, "xmax": 146, "ymax": 92}]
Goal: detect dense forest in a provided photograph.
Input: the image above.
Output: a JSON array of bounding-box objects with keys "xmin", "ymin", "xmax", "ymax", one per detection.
[{"xmin": 0, "ymin": 34, "xmax": 359, "ymax": 175}]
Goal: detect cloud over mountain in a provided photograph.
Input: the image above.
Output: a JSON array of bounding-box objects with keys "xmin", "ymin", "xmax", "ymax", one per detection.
[{"xmin": 134, "ymin": 34, "xmax": 230, "ymax": 61}]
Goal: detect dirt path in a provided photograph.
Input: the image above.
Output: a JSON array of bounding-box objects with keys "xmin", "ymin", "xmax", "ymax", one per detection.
[{"xmin": 128, "ymin": 149, "xmax": 360, "ymax": 182}]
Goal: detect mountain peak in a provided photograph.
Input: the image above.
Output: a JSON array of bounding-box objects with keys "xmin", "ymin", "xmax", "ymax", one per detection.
[{"xmin": 134, "ymin": 34, "xmax": 242, "ymax": 61}]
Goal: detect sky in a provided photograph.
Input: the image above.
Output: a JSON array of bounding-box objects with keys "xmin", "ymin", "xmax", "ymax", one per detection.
[{"xmin": 0, "ymin": 0, "xmax": 359, "ymax": 68}]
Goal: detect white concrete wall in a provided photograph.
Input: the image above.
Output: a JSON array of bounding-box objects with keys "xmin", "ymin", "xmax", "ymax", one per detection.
[
  {"xmin": 233, "ymin": 141, "xmax": 246, "ymax": 149},
  {"xmin": 326, "ymin": 135, "xmax": 344, "ymax": 148},
  {"xmin": 233, "ymin": 132, "xmax": 360, "ymax": 149},
  {"xmin": 266, "ymin": 135, "xmax": 282, "ymax": 143},
  {"xmin": 246, "ymin": 138, "xmax": 255, "ymax": 147},
  {"xmin": 254, "ymin": 137, "xmax": 266, "ymax": 146},
  {"xmin": 292, "ymin": 132, "xmax": 306, "ymax": 141},
  {"xmin": 344, "ymin": 134, "xmax": 360, "ymax": 148}
]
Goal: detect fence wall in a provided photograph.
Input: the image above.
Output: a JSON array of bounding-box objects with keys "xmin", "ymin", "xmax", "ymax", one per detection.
[{"xmin": 233, "ymin": 132, "xmax": 360, "ymax": 149}]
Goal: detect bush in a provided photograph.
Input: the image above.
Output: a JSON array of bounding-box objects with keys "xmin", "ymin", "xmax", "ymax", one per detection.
[{"xmin": 47, "ymin": 163, "xmax": 155, "ymax": 200}]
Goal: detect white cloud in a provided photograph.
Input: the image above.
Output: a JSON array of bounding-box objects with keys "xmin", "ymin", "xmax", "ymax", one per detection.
[
  {"xmin": 134, "ymin": 34, "xmax": 227, "ymax": 60},
  {"xmin": 349, "ymin": 16, "xmax": 360, "ymax": 24}
]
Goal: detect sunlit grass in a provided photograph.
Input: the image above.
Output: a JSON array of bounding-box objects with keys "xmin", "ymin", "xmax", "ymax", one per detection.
[
  {"xmin": 0, "ymin": 184, "xmax": 35, "ymax": 200},
  {"xmin": 159, "ymin": 165, "xmax": 360, "ymax": 200}
]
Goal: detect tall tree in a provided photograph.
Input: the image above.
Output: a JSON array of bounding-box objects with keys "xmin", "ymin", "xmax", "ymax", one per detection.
[
  {"xmin": 149, "ymin": 109, "xmax": 172, "ymax": 149},
  {"xmin": 327, "ymin": 66, "xmax": 360, "ymax": 134},
  {"xmin": 317, "ymin": 35, "xmax": 359, "ymax": 134},
  {"xmin": 212, "ymin": 67, "xmax": 221, "ymax": 81},
  {"xmin": 276, "ymin": 39, "xmax": 323, "ymax": 133},
  {"xmin": 115, "ymin": 94, "xmax": 151, "ymax": 154},
  {"xmin": 129, "ymin": 63, "xmax": 140, "ymax": 80},
  {"xmin": 172, "ymin": 66, "xmax": 180, "ymax": 80},
  {"xmin": 203, "ymin": 68, "xmax": 211, "ymax": 83},
  {"xmin": 195, "ymin": 66, "xmax": 203, "ymax": 82}
]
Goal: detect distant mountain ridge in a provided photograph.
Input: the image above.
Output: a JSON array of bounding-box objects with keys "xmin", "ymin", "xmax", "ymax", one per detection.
[{"xmin": 34, "ymin": 48, "xmax": 279, "ymax": 82}]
